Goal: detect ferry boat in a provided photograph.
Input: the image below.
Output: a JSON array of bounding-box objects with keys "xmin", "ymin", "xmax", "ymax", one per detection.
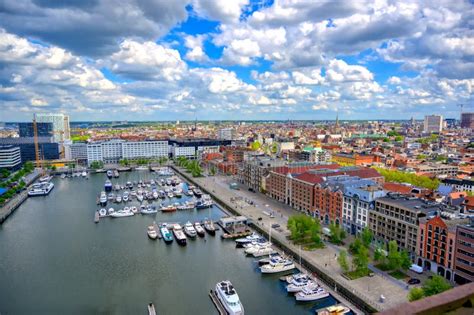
[
  {"xmin": 104, "ymin": 180, "xmax": 113, "ymax": 192},
  {"xmin": 110, "ymin": 209, "xmax": 134, "ymax": 218},
  {"xmin": 28, "ymin": 182, "xmax": 54, "ymax": 196},
  {"xmin": 194, "ymin": 222, "xmax": 205, "ymax": 237},
  {"xmin": 106, "ymin": 170, "xmax": 113, "ymax": 178},
  {"xmin": 295, "ymin": 286, "xmax": 329, "ymax": 302},
  {"xmin": 317, "ymin": 305, "xmax": 351, "ymax": 315},
  {"xmin": 99, "ymin": 191, "xmax": 107, "ymax": 206},
  {"xmin": 260, "ymin": 257, "xmax": 295, "ymax": 274},
  {"xmin": 184, "ymin": 221, "xmax": 197, "ymax": 238},
  {"xmin": 203, "ymin": 219, "xmax": 216, "ymax": 235},
  {"xmin": 160, "ymin": 224, "xmax": 174, "ymax": 243},
  {"xmin": 172, "ymin": 224, "xmax": 187, "ymax": 245},
  {"xmin": 147, "ymin": 225, "xmax": 158, "ymax": 240},
  {"xmin": 215, "ymin": 280, "xmax": 244, "ymax": 315}
]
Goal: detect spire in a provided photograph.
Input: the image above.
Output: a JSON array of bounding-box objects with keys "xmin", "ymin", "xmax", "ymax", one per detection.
[{"xmin": 335, "ymin": 111, "xmax": 339, "ymax": 129}]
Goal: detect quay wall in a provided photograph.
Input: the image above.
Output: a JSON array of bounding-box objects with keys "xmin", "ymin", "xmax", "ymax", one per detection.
[{"xmin": 171, "ymin": 166, "xmax": 378, "ymax": 315}]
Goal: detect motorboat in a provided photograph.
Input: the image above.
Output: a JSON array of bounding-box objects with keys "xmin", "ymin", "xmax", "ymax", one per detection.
[
  {"xmin": 160, "ymin": 204, "xmax": 177, "ymax": 212},
  {"xmin": 194, "ymin": 222, "xmax": 205, "ymax": 237},
  {"xmin": 203, "ymin": 219, "xmax": 216, "ymax": 235},
  {"xmin": 147, "ymin": 225, "xmax": 158, "ymax": 240},
  {"xmin": 116, "ymin": 195, "xmax": 122, "ymax": 203},
  {"xmin": 193, "ymin": 189, "xmax": 202, "ymax": 198},
  {"xmin": 235, "ymin": 233, "xmax": 261, "ymax": 245},
  {"xmin": 108, "ymin": 193, "xmax": 115, "ymax": 201},
  {"xmin": 186, "ymin": 189, "xmax": 194, "ymax": 196},
  {"xmin": 160, "ymin": 224, "xmax": 174, "ymax": 243},
  {"xmin": 286, "ymin": 278, "xmax": 315, "ymax": 293},
  {"xmin": 113, "ymin": 170, "xmax": 120, "ymax": 178},
  {"xmin": 172, "ymin": 224, "xmax": 187, "ymax": 245},
  {"xmin": 215, "ymin": 280, "xmax": 244, "ymax": 315},
  {"xmin": 173, "ymin": 188, "xmax": 183, "ymax": 197},
  {"xmin": 123, "ymin": 192, "xmax": 129, "ymax": 202},
  {"xmin": 130, "ymin": 206, "xmax": 138, "ymax": 214},
  {"xmin": 60, "ymin": 173, "xmax": 66, "ymax": 179},
  {"xmin": 317, "ymin": 305, "xmax": 351, "ymax": 315},
  {"xmin": 152, "ymin": 191, "xmax": 159, "ymax": 199},
  {"xmin": 167, "ymin": 192, "xmax": 174, "ymax": 198},
  {"xmin": 249, "ymin": 246, "xmax": 276, "ymax": 257},
  {"xmin": 243, "ymin": 241, "xmax": 271, "ymax": 251},
  {"xmin": 28, "ymin": 182, "xmax": 54, "ymax": 196},
  {"xmin": 110, "ymin": 209, "xmax": 134, "ymax": 218},
  {"xmin": 107, "ymin": 207, "xmax": 115, "ymax": 215},
  {"xmin": 177, "ymin": 201, "xmax": 195, "ymax": 210},
  {"xmin": 98, "ymin": 208, "xmax": 107, "ymax": 217},
  {"xmin": 260, "ymin": 257, "xmax": 295, "ymax": 274},
  {"xmin": 258, "ymin": 254, "xmax": 282, "ymax": 265},
  {"xmin": 106, "ymin": 170, "xmax": 113, "ymax": 178},
  {"xmin": 81, "ymin": 171, "xmax": 87, "ymax": 177},
  {"xmin": 99, "ymin": 191, "xmax": 107, "ymax": 206},
  {"xmin": 295, "ymin": 286, "xmax": 329, "ymax": 302},
  {"xmin": 114, "ymin": 184, "xmax": 121, "ymax": 191},
  {"xmin": 196, "ymin": 199, "xmax": 213, "ymax": 209},
  {"xmin": 137, "ymin": 194, "xmax": 144, "ymax": 202},
  {"xmin": 141, "ymin": 205, "xmax": 158, "ymax": 215},
  {"xmin": 104, "ymin": 180, "xmax": 113, "ymax": 192},
  {"xmin": 39, "ymin": 175, "xmax": 52, "ymax": 183},
  {"xmin": 184, "ymin": 221, "xmax": 197, "ymax": 238},
  {"xmin": 126, "ymin": 181, "xmax": 133, "ymax": 189},
  {"xmin": 285, "ymin": 273, "xmax": 310, "ymax": 284},
  {"xmin": 135, "ymin": 166, "xmax": 149, "ymax": 171}
]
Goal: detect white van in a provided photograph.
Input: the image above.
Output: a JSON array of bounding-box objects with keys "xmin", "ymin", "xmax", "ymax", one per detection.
[{"xmin": 410, "ymin": 264, "xmax": 423, "ymax": 274}]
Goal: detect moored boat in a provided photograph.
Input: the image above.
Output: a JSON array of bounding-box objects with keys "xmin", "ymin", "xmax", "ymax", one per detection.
[
  {"xmin": 104, "ymin": 179, "xmax": 113, "ymax": 192},
  {"xmin": 110, "ymin": 209, "xmax": 134, "ymax": 218},
  {"xmin": 317, "ymin": 305, "xmax": 351, "ymax": 315},
  {"xmin": 215, "ymin": 280, "xmax": 244, "ymax": 315},
  {"xmin": 194, "ymin": 222, "xmax": 205, "ymax": 237},
  {"xmin": 147, "ymin": 225, "xmax": 158, "ymax": 239},
  {"xmin": 172, "ymin": 224, "xmax": 187, "ymax": 245},
  {"xmin": 203, "ymin": 219, "xmax": 216, "ymax": 235},
  {"xmin": 160, "ymin": 224, "xmax": 174, "ymax": 243},
  {"xmin": 184, "ymin": 221, "xmax": 197, "ymax": 238},
  {"xmin": 295, "ymin": 286, "xmax": 329, "ymax": 302},
  {"xmin": 260, "ymin": 257, "xmax": 295, "ymax": 274},
  {"xmin": 28, "ymin": 182, "xmax": 54, "ymax": 196}
]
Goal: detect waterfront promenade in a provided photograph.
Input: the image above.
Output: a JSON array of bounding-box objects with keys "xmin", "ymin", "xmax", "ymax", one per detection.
[{"xmin": 173, "ymin": 168, "xmax": 410, "ymax": 312}]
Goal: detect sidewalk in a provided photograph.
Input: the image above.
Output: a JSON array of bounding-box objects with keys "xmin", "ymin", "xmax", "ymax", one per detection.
[{"xmin": 195, "ymin": 174, "xmax": 410, "ymax": 311}]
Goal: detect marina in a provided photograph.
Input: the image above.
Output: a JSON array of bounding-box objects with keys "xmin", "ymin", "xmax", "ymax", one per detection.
[{"xmin": 0, "ymin": 171, "xmax": 348, "ymax": 314}]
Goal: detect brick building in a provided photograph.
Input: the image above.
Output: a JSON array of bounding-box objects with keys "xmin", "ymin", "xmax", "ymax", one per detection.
[{"xmin": 454, "ymin": 220, "xmax": 474, "ymax": 284}]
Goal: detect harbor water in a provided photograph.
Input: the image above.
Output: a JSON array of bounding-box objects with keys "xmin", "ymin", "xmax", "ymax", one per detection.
[{"xmin": 0, "ymin": 171, "xmax": 338, "ymax": 314}]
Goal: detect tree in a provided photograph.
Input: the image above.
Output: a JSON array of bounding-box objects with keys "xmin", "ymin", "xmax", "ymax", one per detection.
[
  {"xmin": 210, "ymin": 166, "xmax": 217, "ymax": 176},
  {"xmin": 400, "ymin": 250, "xmax": 412, "ymax": 270},
  {"xmin": 373, "ymin": 246, "xmax": 385, "ymax": 262},
  {"xmin": 329, "ymin": 223, "xmax": 346, "ymax": 245},
  {"xmin": 408, "ymin": 287, "xmax": 425, "ymax": 301},
  {"xmin": 387, "ymin": 240, "xmax": 401, "ymax": 270},
  {"xmin": 349, "ymin": 237, "xmax": 363, "ymax": 255},
  {"xmin": 90, "ymin": 161, "xmax": 104, "ymax": 170},
  {"xmin": 251, "ymin": 141, "xmax": 261, "ymax": 151},
  {"xmin": 287, "ymin": 215, "xmax": 323, "ymax": 248},
  {"xmin": 422, "ymin": 275, "xmax": 451, "ymax": 297},
  {"xmin": 338, "ymin": 250, "xmax": 350, "ymax": 273},
  {"xmin": 353, "ymin": 246, "xmax": 369, "ymax": 274},
  {"xmin": 360, "ymin": 227, "xmax": 373, "ymax": 248}
]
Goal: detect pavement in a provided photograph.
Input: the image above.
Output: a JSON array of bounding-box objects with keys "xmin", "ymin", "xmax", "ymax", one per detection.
[{"xmin": 192, "ymin": 174, "xmax": 410, "ymax": 312}]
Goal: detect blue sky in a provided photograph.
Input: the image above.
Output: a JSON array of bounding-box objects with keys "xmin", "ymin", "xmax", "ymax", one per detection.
[{"xmin": 0, "ymin": 0, "xmax": 473, "ymax": 121}]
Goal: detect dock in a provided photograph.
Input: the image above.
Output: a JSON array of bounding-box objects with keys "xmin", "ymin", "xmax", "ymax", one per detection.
[
  {"xmin": 220, "ymin": 230, "xmax": 252, "ymax": 239},
  {"xmin": 209, "ymin": 290, "xmax": 226, "ymax": 315},
  {"xmin": 147, "ymin": 303, "xmax": 156, "ymax": 315},
  {"xmin": 94, "ymin": 211, "xmax": 100, "ymax": 223}
]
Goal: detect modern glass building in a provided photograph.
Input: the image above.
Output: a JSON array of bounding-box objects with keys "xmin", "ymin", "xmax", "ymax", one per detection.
[
  {"xmin": 0, "ymin": 137, "xmax": 59, "ymax": 163},
  {"xmin": 34, "ymin": 113, "xmax": 71, "ymax": 142},
  {"xmin": 18, "ymin": 122, "xmax": 53, "ymax": 138}
]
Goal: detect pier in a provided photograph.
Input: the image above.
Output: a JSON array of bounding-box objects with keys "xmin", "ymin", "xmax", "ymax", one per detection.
[{"xmin": 208, "ymin": 290, "xmax": 226, "ymax": 315}]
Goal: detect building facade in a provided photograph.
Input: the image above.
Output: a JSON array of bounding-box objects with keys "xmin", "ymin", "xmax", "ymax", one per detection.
[
  {"xmin": 0, "ymin": 137, "xmax": 59, "ymax": 162},
  {"xmin": 18, "ymin": 122, "xmax": 53, "ymax": 138},
  {"xmin": 34, "ymin": 113, "xmax": 71, "ymax": 142},
  {"xmin": 122, "ymin": 141, "xmax": 168, "ymax": 159},
  {"xmin": 217, "ymin": 128, "xmax": 235, "ymax": 140},
  {"xmin": 454, "ymin": 221, "xmax": 474, "ymax": 284},
  {"xmin": 65, "ymin": 142, "xmax": 88, "ymax": 164},
  {"xmin": 460, "ymin": 112, "xmax": 474, "ymax": 129},
  {"xmin": 0, "ymin": 145, "xmax": 21, "ymax": 170},
  {"xmin": 424, "ymin": 115, "xmax": 443, "ymax": 133}
]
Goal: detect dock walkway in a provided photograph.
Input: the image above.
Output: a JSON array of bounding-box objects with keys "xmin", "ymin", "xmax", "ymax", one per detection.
[{"xmin": 209, "ymin": 290, "xmax": 226, "ymax": 315}]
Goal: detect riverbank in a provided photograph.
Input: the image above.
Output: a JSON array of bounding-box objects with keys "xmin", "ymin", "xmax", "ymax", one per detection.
[{"xmin": 171, "ymin": 165, "xmax": 374, "ymax": 314}]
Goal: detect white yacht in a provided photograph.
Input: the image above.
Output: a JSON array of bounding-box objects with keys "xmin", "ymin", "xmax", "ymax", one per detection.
[
  {"xmin": 295, "ymin": 286, "xmax": 329, "ymax": 302},
  {"xmin": 110, "ymin": 209, "xmax": 134, "ymax": 218},
  {"xmin": 235, "ymin": 233, "xmax": 261, "ymax": 245},
  {"xmin": 215, "ymin": 280, "xmax": 244, "ymax": 315},
  {"xmin": 286, "ymin": 278, "xmax": 316, "ymax": 293},
  {"xmin": 286, "ymin": 273, "xmax": 310, "ymax": 284},
  {"xmin": 137, "ymin": 194, "xmax": 144, "ymax": 202},
  {"xmin": 81, "ymin": 171, "xmax": 87, "ymax": 177},
  {"xmin": 116, "ymin": 195, "xmax": 122, "ymax": 203},
  {"xmin": 123, "ymin": 193, "xmax": 129, "ymax": 202},
  {"xmin": 98, "ymin": 208, "xmax": 107, "ymax": 217},
  {"xmin": 28, "ymin": 182, "xmax": 54, "ymax": 196},
  {"xmin": 260, "ymin": 257, "xmax": 295, "ymax": 274},
  {"xmin": 244, "ymin": 242, "xmax": 271, "ymax": 254},
  {"xmin": 250, "ymin": 246, "xmax": 276, "ymax": 257},
  {"xmin": 99, "ymin": 191, "xmax": 107, "ymax": 206},
  {"xmin": 184, "ymin": 221, "xmax": 197, "ymax": 238},
  {"xmin": 140, "ymin": 206, "xmax": 157, "ymax": 215},
  {"xmin": 194, "ymin": 222, "xmax": 205, "ymax": 237},
  {"xmin": 147, "ymin": 225, "xmax": 158, "ymax": 240},
  {"xmin": 172, "ymin": 224, "xmax": 187, "ymax": 245}
]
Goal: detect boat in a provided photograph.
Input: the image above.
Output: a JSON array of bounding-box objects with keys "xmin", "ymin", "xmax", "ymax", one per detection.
[
  {"xmin": 116, "ymin": 195, "xmax": 122, "ymax": 203},
  {"xmin": 258, "ymin": 254, "xmax": 282, "ymax": 265},
  {"xmin": 110, "ymin": 209, "xmax": 134, "ymax": 218},
  {"xmin": 203, "ymin": 219, "xmax": 216, "ymax": 235},
  {"xmin": 114, "ymin": 184, "xmax": 121, "ymax": 191},
  {"xmin": 317, "ymin": 305, "xmax": 351, "ymax": 315},
  {"xmin": 193, "ymin": 189, "xmax": 203, "ymax": 198},
  {"xmin": 126, "ymin": 181, "xmax": 133, "ymax": 189},
  {"xmin": 215, "ymin": 280, "xmax": 244, "ymax": 315},
  {"xmin": 104, "ymin": 180, "xmax": 113, "ymax": 192},
  {"xmin": 250, "ymin": 246, "xmax": 276, "ymax": 257},
  {"xmin": 60, "ymin": 173, "xmax": 66, "ymax": 179},
  {"xmin": 184, "ymin": 221, "xmax": 197, "ymax": 238},
  {"xmin": 108, "ymin": 193, "xmax": 115, "ymax": 201},
  {"xmin": 194, "ymin": 222, "xmax": 205, "ymax": 237},
  {"xmin": 141, "ymin": 205, "xmax": 158, "ymax": 215},
  {"xmin": 136, "ymin": 166, "xmax": 149, "ymax": 171},
  {"xmin": 243, "ymin": 242, "xmax": 271, "ymax": 254},
  {"xmin": 39, "ymin": 175, "xmax": 52, "ymax": 182},
  {"xmin": 123, "ymin": 192, "xmax": 129, "ymax": 202},
  {"xmin": 98, "ymin": 208, "xmax": 107, "ymax": 217},
  {"xmin": 131, "ymin": 206, "xmax": 138, "ymax": 214},
  {"xmin": 295, "ymin": 286, "xmax": 329, "ymax": 302},
  {"xmin": 147, "ymin": 225, "xmax": 158, "ymax": 239},
  {"xmin": 235, "ymin": 233, "xmax": 261, "ymax": 245},
  {"xmin": 152, "ymin": 191, "xmax": 159, "ymax": 199},
  {"xmin": 107, "ymin": 207, "xmax": 115, "ymax": 215},
  {"xmin": 28, "ymin": 182, "xmax": 54, "ymax": 196},
  {"xmin": 260, "ymin": 257, "xmax": 295, "ymax": 274},
  {"xmin": 99, "ymin": 191, "xmax": 107, "ymax": 206},
  {"xmin": 106, "ymin": 170, "xmax": 113, "ymax": 178},
  {"xmin": 137, "ymin": 194, "xmax": 144, "ymax": 202},
  {"xmin": 172, "ymin": 224, "xmax": 187, "ymax": 245},
  {"xmin": 160, "ymin": 224, "xmax": 174, "ymax": 243},
  {"xmin": 286, "ymin": 278, "xmax": 315, "ymax": 293},
  {"xmin": 81, "ymin": 171, "xmax": 87, "ymax": 177},
  {"xmin": 285, "ymin": 273, "xmax": 310, "ymax": 284},
  {"xmin": 196, "ymin": 199, "xmax": 213, "ymax": 209},
  {"xmin": 167, "ymin": 192, "xmax": 174, "ymax": 198},
  {"xmin": 160, "ymin": 204, "xmax": 177, "ymax": 212},
  {"xmin": 113, "ymin": 170, "xmax": 120, "ymax": 178},
  {"xmin": 173, "ymin": 188, "xmax": 183, "ymax": 197},
  {"xmin": 177, "ymin": 201, "xmax": 195, "ymax": 210},
  {"xmin": 186, "ymin": 190, "xmax": 194, "ymax": 196}
]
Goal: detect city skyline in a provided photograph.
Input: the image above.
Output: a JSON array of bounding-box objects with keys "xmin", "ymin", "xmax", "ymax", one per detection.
[{"xmin": 1, "ymin": 0, "xmax": 473, "ymax": 121}]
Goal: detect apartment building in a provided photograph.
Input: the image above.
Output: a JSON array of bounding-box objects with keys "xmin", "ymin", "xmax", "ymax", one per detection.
[
  {"xmin": 0, "ymin": 145, "xmax": 21, "ymax": 170},
  {"xmin": 241, "ymin": 157, "xmax": 286, "ymax": 192},
  {"xmin": 65, "ymin": 142, "xmax": 88, "ymax": 164},
  {"xmin": 454, "ymin": 220, "xmax": 474, "ymax": 284},
  {"xmin": 442, "ymin": 178, "xmax": 474, "ymax": 193},
  {"xmin": 416, "ymin": 163, "xmax": 458, "ymax": 176},
  {"xmin": 417, "ymin": 215, "xmax": 467, "ymax": 282},
  {"xmin": 370, "ymin": 195, "xmax": 441, "ymax": 255},
  {"xmin": 424, "ymin": 115, "xmax": 443, "ymax": 133},
  {"xmin": 122, "ymin": 141, "xmax": 168, "ymax": 159},
  {"xmin": 332, "ymin": 153, "xmax": 377, "ymax": 166}
]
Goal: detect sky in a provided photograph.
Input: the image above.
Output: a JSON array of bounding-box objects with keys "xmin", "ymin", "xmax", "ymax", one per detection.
[{"xmin": 0, "ymin": 0, "xmax": 473, "ymax": 121}]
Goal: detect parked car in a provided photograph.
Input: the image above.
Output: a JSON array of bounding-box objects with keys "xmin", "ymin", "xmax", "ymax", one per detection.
[
  {"xmin": 409, "ymin": 264, "xmax": 423, "ymax": 274},
  {"xmin": 407, "ymin": 278, "xmax": 421, "ymax": 285},
  {"xmin": 257, "ymin": 217, "xmax": 263, "ymax": 221},
  {"xmin": 271, "ymin": 223, "xmax": 280, "ymax": 229}
]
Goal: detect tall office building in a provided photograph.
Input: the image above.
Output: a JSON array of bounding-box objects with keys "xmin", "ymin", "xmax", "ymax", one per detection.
[
  {"xmin": 18, "ymin": 122, "xmax": 53, "ymax": 138},
  {"xmin": 218, "ymin": 128, "xmax": 235, "ymax": 140},
  {"xmin": 34, "ymin": 113, "xmax": 70, "ymax": 142},
  {"xmin": 424, "ymin": 115, "xmax": 443, "ymax": 133},
  {"xmin": 461, "ymin": 112, "xmax": 474, "ymax": 129}
]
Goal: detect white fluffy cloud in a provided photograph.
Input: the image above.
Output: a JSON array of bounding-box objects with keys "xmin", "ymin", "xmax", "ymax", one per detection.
[{"xmin": 192, "ymin": 0, "xmax": 249, "ymax": 23}]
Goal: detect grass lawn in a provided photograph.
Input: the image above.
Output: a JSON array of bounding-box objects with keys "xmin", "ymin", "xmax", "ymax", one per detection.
[
  {"xmin": 389, "ymin": 270, "xmax": 408, "ymax": 280},
  {"xmin": 345, "ymin": 269, "xmax": 370, "ymax": 280},
  {"xmin": 374, "ymin": 263, "xmax": 392, "ymax": 271}
]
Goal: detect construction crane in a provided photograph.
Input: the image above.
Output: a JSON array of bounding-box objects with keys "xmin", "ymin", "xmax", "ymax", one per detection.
[{"xmin": 33, "ymin": 118, "xmax": 41, "ymax": 169}]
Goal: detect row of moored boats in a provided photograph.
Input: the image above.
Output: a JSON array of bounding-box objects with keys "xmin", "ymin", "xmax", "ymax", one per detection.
[{"xmin": 147, "ymin": 221, "xmax": 216, "ymax": 245}]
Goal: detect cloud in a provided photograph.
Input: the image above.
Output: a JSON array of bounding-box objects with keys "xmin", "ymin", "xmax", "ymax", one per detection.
[
  {"xmin": 192, "ymin": 0, "xmax": 249, "ymax": 23},
  {"xmin": 183, "ymin": 34, "xmax": 209, "ymax": 63}
]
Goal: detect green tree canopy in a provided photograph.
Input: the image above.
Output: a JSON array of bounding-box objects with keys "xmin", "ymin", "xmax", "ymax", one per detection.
[
  {"xmin": 338, "ymin": 250, "xmax": 350, "ymax": 273},
  {"xmin": 329, "ymin": 223, "xmax": 346, "ymax": 245},
  {"xmin": 408, "ymin": 287, "xmax": 425, "ymax": 301},
  {"xmin": 422, "ymin": 275, "xmax": 451, "ymax": 297}
]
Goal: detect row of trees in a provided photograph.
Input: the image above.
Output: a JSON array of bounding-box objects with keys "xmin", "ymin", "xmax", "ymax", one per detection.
[
  {"xmin": 287, "ymin": 215, "xmax": 324, "ymax": 249},
  {"xmin": 374, "ymin": 167, "xmax": 440, "ymax": 190},
  {"xmin": 119, "ymin": 157, "xmax": 168, "ymax": 166},
  {"xmin": 408, "ymin": 275, "xmax": 452, "ymax": 302},
  {"xmin": 175, "ymin": 157, "xmax": 203, "ymax": 177},
  {"xmin": 0, "ymin": 162, "xmax": 34, "ymax": 205}
]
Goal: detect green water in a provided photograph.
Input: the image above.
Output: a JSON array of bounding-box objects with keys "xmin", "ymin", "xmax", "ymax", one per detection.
[{"xmin": 0, "ymin": 172, "xmax": 337, "ymax": 314}]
